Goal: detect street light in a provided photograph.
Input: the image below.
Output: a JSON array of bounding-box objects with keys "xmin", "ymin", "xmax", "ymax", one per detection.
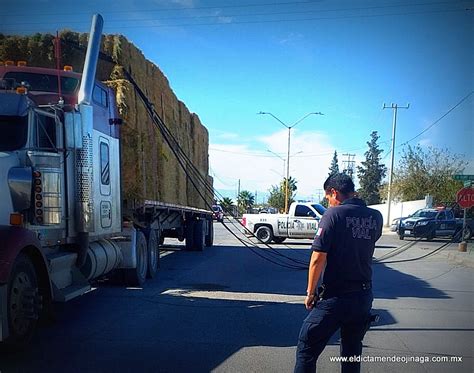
[
  {"xmin": 258, "ymin": 111, "xmax": 323, "ymax": 213},
  {"xmin": 267, "ymin": 149, "xmax": 303, "ymax": 178}
]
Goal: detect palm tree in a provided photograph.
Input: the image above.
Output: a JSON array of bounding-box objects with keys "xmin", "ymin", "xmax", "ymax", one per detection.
[
  {"xmin": 237, "ymin": 190, "xmax": 255, "ymax": 214},
  {"xmin": 220, "ymin": 197, "xmax": 235, "ymax": 214}
]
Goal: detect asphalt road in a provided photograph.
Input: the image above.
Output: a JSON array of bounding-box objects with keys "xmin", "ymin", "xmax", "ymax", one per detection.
[{"xmin": 1, "ymin": 221, "xmax": 472, "ymax": 373}]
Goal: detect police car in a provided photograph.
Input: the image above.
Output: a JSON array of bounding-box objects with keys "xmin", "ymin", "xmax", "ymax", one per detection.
[{"xmin": 398, "ymin": 208, "xmax": 457, "ymax": 240}]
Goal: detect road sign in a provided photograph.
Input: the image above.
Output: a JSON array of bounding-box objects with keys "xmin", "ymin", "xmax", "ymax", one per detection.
[
  {"xmin": 456, "ymin": 187, "xmax": 474, "ymax": 208},
  {"xmin": 453, "ymin": 174, "xmax": 474, "ymax": 181}
]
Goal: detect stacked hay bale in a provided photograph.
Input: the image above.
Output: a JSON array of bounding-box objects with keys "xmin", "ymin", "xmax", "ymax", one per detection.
[{"xmin": 0, "ymin": 32, "xmax": 213, "ymax": 210}]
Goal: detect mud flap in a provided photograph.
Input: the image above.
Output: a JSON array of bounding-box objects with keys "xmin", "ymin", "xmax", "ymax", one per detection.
[{"xmin": 0, "ymin": 284, "xmax": 8, "ymax": 341}]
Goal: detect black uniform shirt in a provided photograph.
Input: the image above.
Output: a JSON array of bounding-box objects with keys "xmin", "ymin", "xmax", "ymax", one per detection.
[{"xmin": 311, "ymin": 198, "xmax": 383, "ymax": 288}]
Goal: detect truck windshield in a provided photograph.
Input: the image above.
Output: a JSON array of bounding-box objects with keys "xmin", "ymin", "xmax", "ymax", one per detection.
[
  {"xmin": 311, "ymin": 204, "xmax": 327, "ymax": 215},
  {"xmin": 411, "ymin": 210, "xmax": 437, "ymax": 219},
  {"xmin": 4, "ymin": 72, "xmax": 79, "ymax": 94},
  {"xmin": 0, "ymin": 115, "xmax": 28, "ymax": 151}
]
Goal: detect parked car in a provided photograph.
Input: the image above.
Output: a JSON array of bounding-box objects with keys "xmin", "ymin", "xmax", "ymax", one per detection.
[
  {"xmin": 398, "ymin": 208, "xmax": 472, "ymax": 241},
  {"xmin": 212, "ymin": 205, "xmax": 224, "ymax": 222}
]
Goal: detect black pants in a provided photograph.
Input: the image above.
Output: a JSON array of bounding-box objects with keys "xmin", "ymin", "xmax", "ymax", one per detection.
[{"xmin": 294, "ymin": 290, "xmax": 373, "ymax": 373}]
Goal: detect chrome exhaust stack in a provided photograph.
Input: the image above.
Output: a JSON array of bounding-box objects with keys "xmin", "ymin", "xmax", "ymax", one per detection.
[
  {"xmin": 76, "ymin": 14, "xmax": 103, "ymax": 266},
  {"xmin": 78, "ymin": 13, "xmax": 104, "ymax": 105}
]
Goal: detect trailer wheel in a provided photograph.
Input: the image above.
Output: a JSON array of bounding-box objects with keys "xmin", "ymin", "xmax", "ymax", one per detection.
[
  {"xmin": 205, "ymin": 219, "xmax": 214, "ymax": 247},
  {"xmin": 146, "ymin": 229, "xmax": 160, "ymax": 279},
  {"xmin": 125, "ymin": 231, "xmax": 148, "ymax": 286},
  {"xmin": 193, "ymin": 220, "xmax": 205, "ymax": 252},
  {"xmin": 6, "ymin": 253, "xmax": 40, "ymax": 348},
  {"xmin": 185, "ymin": 220, "xmax": 195, "ymax": 251},
  {"xmin": 256, "ymin": 226, "xmax": 273, "ymax": 244}
]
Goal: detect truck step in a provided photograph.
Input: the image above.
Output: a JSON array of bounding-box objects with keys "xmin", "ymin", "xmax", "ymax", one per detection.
[
  {"xmin": 48, "ymin": 252, "xmax": 91, "ymax": 302},
  {"xmin": 53, "ymin": 284, "xmax": 92, "ymax": 303},
  {"xmin": 48, "ymin": 252, "xmax": 78, "ymax": 289}
]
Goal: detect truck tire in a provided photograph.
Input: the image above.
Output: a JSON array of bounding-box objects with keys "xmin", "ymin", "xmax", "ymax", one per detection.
[
  {"xmin": 193, "ymin": 220, "xmax": 205, "ymax": 252},
  {"xmin": 146, "ymin": 229, "xmax": 160, "ymax": 279},
  {"xmin": 256, "ymin": 226, "xmax": 273, "ymax": 244},
  {"xmin": 462, "ymin": 226, "xmax": 472, "ymax": 241},
  {"xmin": 5, "ymin": 253, "xmax": 40, "ymax": 349},
  {"xmin": 205, "ymin": 219, "xmax": 214, "ymax": 247},
  {"xmin": 125, "ymin": 231, "xmax": 148, "ymax": 286},
  {"xmin": 273, "ymin": 237, "xmax": 286, "ymax": 244}
]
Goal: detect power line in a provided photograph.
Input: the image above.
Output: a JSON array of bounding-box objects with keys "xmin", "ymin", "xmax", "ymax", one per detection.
[
  {"xmin": 398, "ymin": 91, "xmax": 474, "ymax": 148},
  {"xmin": 1, "ymin": 7, "xmax": 470, "ymax": 31},
  {"xmin": 0, "ymin": 0, "xmax": 322, "ymax": 17},
  {"xmin": 0, "ymin": 1, "xmax": 464, "ymax": 25}
]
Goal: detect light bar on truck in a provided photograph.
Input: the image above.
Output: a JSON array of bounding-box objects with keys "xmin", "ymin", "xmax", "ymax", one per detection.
[
  {"xmin": 17, "ymin": 61, "xmax": 27, "ymax": 66},
  {"xmin": 5, "ymin": 60, "xmax": 14, "ymax": 66},
  {"xmin": 63, "ymin": 65, "xmax": 73, "ymax": 71}
]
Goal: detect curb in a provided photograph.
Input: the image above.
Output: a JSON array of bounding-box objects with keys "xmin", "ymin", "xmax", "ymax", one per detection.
[{"xmin": 445, "ymin": 250, "xmax": 474, "ymax": 268}]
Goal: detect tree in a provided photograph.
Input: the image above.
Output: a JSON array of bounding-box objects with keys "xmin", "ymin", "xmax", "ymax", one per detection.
[
  {"xmin": 220, "ymin": 197, "xmax": 235, "ymax": 214},
  {"xmin": 237, "ymin": 190, "xmax": 255, "ymax": 214},
  {"xmin": 267, "ymin": 185, "xmax": 285, "ymax": 212},
  {"xmin": 357, "ymin": 131, "xmax": 387, "ymax": 205},
  {"xmin": 267, "ymin": 177, "xmax": 298, "ymax": 212},
  {"xmin": 328, "ymin": 150, "xmax": 339, "ymax": 176},
  {"xmin": 389, "ymin": 145, "xmax": 465, "ymax": 204}
]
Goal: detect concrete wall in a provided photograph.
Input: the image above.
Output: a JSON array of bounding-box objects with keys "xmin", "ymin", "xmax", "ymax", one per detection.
[{"xmin": 368, "ymin": 199, "xmax": 428, "ymax": 224}]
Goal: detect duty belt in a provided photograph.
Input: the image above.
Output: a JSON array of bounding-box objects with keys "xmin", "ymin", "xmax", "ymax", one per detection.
[{"xmin": 318, "ymin": 282, "xmax": 372, "ymax": 299}]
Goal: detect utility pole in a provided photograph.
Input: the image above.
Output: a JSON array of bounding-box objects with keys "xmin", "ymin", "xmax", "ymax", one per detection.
[
  {"xmin": 315, "ymin": 188, "xmax": 324, "ymax": 203},
  {"xmin": 342, "ymin": 153, "xmax": 356, "ymax": 178},
  {"xmin": 383, "ymin": 102, "xmax": 409, "ymax": 227}
]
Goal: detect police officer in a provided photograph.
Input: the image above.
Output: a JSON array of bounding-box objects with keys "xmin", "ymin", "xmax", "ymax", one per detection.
[{"xmin": 294, "ymin": 173, "xmax": 383, "ymax": 373}]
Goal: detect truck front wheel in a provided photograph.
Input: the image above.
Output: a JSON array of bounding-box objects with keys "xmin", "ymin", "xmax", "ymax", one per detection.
[
  {"xmin": 6, "ymin": 253, "xmax": 41, "ymax": 348},
  {"xmin": 462, "ymin": 226, "xmax": 472, "ymax": 241},
  {"xmin": 255, "ymin": 226, "xmax": 273, "ymax": 244}
]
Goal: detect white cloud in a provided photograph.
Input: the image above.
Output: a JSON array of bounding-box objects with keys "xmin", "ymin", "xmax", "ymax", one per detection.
[
  {"xmin": 210, "ymin": 130, "xmax": 240, "ymax": 141},
  {"xmin": 210, "ymin": 129, "xmax": 336, "ymax": 202},
  {"xmin": 279, "ymin": 32, "xmax": 304, "ymax": 45}
]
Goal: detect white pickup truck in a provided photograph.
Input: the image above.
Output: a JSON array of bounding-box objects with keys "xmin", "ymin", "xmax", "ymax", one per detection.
[{"xmin": 242, "ymin": 202, "xmax": 326, "ymax": 244}]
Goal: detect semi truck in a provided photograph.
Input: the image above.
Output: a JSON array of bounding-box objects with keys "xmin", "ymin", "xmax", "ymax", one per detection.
[
  {"xmin": 0, "ymin": 14, "xmax": 213, "ymax": 347},
  {"xmin": 241, "ymin": 202, "xmax": 326, "ymax": 244}
]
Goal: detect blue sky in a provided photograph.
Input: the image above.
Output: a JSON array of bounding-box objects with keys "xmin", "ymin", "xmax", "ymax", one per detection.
[{"xmin": 2, "ymin": 0, "xmax": 473, "ymax": 202}]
